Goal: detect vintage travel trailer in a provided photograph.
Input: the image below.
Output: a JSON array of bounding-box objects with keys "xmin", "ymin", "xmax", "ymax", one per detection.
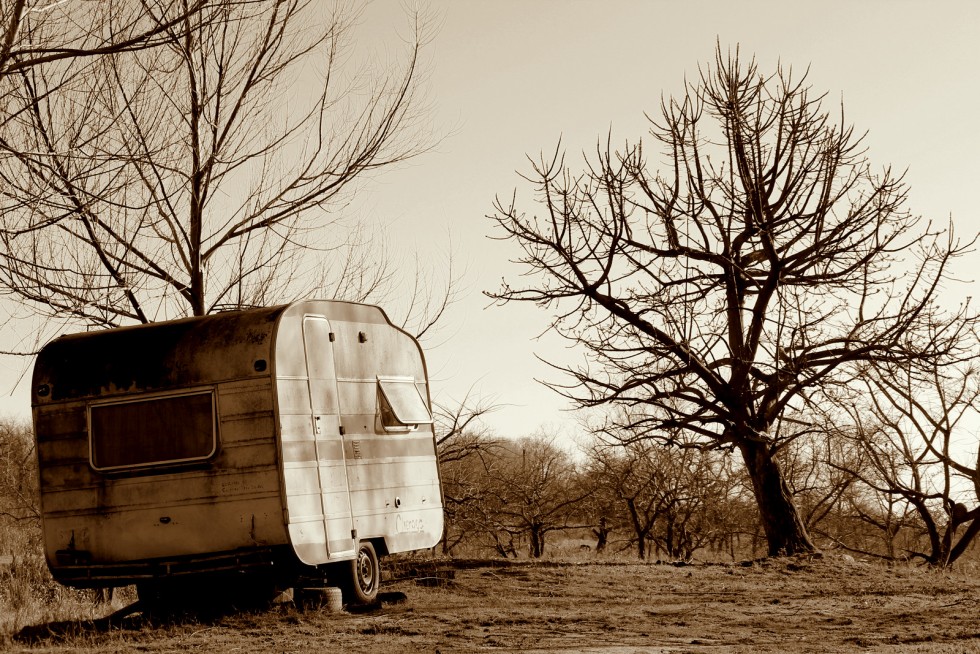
[{"xmin": 31, "ymin": 300, "xmax": 443, "ymax": 605}]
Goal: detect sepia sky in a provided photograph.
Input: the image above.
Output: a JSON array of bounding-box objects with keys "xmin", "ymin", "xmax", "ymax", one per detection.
[
  {"xmin": 1, "ymin": 1, "xmax": 979, "ymax": 441},
  {"xmin": 346, "ymin": 0, "xmax": 980, "ymax": 440}
]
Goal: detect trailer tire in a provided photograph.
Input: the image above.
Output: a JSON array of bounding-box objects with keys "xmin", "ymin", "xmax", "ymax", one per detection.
[{"xmin": 341, "ymin": 541, "xmax": 380, "ymax": 606}]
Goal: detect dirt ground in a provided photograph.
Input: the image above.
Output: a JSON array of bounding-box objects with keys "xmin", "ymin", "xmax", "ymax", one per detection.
[{"xmin": 7, "ymin": 554, "xmax": 980, "ymax": 653}]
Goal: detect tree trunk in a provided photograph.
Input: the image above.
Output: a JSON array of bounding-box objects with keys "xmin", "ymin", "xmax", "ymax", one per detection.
[
  {"xmin": 625, "ymin": 499, "xmax": 649, "ymax": 560},
  {"xmin": 529, "ymin": 524, "xmax": 545, "ymax": 558},
  {"xmin": 739, "ymin": 440, "xmax": 817, "ymax": 556},
  {"xmin": 947, "ymin": 516, "xmax": 980, "ymax": 566},
  {"xmin": 592, "ymin": 516, "xmax": 610, "ymax": 553},
  {"xmin": 664, "ymin": 518, "xmax": 675, "ymax": 559}
]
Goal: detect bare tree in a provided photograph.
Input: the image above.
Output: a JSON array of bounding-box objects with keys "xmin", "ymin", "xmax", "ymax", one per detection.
[
  {"xmin": 437, "ymin": 441, "xmax": 496, "ymax": 556},
  {"xmin": 434, "ymin": 390, "xmax": 500, "ymax": 465},
  {"xmin": 650, "ymin": 447, "xmax": 738, "ymax": 561},
  {"xmin": 0, "ymin": 419, "xmax": 41, "ymax": 566},
  {"xmin": 487, "ymin": 46, "xmax": 977, "ymax": 555},
  {"xmin": 0, "ymin": 1, "xmax": 218, "ymax": 357},
  {"xmin": 836, "ymin": 350, "xmax": 980, "ymax": 567},
  {"xmin": 585, "ymin": 439, "xmax": 662, "ymax": 559},
  {"xmin": 575, "ymin": 467, "xmax": 616, "ymax": 554},
  {"xmin": 776, "ymin": 420, "xmax": 863, "ymax": 542},
  {"xmin": 838, "ymin": 483, "xmax": 920, "ymax": 561},
  {"xmin": 484, "ymin": 435, "xmax": 589, "ymax": 558},
  {"xmin": 586, "ymin": 433, "xmax": 738, "ymax": 561},
  {"xmin": 0, "ymin": 419, "xmax": 37, "ymax": 527},
  {"xmin": 433, "ymin": 391, "xmax": 501, "ymax": 555},
  {"xmin": 0, "ymin": 0, "xmax": 436, "ymax": 331}
]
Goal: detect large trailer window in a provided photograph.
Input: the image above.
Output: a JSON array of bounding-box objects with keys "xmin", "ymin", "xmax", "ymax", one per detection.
[
  {"xmin": 378, "ymin": 378, "xmax": 432, "ymax": 432},
  {"xmin": 89, "ymin": 391, "xmax": 217, "ymax": 471}
]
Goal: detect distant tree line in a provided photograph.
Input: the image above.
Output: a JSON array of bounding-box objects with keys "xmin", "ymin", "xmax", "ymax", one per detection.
[
  {"xmin": 436, "ymin": 368, "xmax": 980, "ymax": 568},
  {"xmin": 0, "ymin": 420, "xmax": 41, "ymax": 577}
]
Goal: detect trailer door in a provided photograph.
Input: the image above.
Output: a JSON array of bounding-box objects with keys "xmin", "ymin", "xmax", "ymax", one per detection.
[{"xmin": 303, "ymin": 316, "xmax": 356, "ymax": 559}]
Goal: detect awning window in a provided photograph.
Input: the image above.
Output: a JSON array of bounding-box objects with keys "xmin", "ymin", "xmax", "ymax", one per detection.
[{"xmin": 378, "ymin": 378, "xmax": 432, "ymax": 431}]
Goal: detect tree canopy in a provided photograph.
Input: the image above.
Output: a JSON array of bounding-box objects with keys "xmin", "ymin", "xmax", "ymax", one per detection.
[{"xmin": 0, "ymin": 0, "xmax": 436, "ymax": 332}]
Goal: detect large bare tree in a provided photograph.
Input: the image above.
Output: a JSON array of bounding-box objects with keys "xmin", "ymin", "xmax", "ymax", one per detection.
[
  {"xmin": 488, "ymin": 47, "xmax": 977, "ymax": 555},
  {"xmin": 0, "ymin": 0, "xmax": 434, "ymax": 330}
]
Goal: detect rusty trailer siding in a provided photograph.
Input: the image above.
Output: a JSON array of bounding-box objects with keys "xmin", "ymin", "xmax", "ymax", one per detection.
[
  {"xmin": 32, "ymin": 307, "xmax": 290, "ymax": 584},
  {"xmin": 35, "ymin": 380, "xmax": 285, "ymax": 563}
]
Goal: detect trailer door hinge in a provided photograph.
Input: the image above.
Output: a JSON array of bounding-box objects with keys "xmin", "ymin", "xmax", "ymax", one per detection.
[{"xmin": 339, "ymin": 424, "xmax": 345, "ymax": 435}]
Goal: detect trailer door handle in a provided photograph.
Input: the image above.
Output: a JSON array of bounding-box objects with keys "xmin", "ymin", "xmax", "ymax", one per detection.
[{"xmin": 314, "ymin": 416, "xmax": 321, "ymax": 434}]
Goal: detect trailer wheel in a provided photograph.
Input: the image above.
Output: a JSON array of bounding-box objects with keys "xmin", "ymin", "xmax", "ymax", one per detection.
[{"xmin": 342, "ymin": 541, "xmax": 380, "ymax": 605}]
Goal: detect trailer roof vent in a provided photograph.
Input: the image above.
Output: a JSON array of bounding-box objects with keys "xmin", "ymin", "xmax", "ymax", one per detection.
[{"xmin": 377, "ymin": 378, "xmax": 432, "ymax": 433}]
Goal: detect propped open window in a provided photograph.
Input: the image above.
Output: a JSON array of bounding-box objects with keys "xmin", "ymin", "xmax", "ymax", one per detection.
[
  {"xmin": 377, "ymin": 377, "xmax": 432, "ymax": 433},
  {"xmin": 89, "ymin": 390, "xmax": 217, "ymax": 472}
]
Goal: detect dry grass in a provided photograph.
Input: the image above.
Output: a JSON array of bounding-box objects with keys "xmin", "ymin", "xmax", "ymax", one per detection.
[
  {"xmin": 0, "ymin": 549, "xmax": 138, "ymax": 638},
  {"xmin": 4, "ymin": 554, "xmax": 980, "ymax": 653}
]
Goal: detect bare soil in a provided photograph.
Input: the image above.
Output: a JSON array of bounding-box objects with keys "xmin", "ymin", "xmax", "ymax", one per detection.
[{"xmin": 7, "ymin": 554, "xmax": 980, "ymax": 653}]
